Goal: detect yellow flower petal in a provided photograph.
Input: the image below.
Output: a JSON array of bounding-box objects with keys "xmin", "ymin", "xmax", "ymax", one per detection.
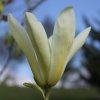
[
  {"xmin": 65, "ymin": 27, "xmax": 91, "ymax": 66},
  {"xmin": 49, "ymin": 35, "xmax": 52, "ymax": 46},
  {"xmin": 48, "ymin": 7, "xmax": 75, "ymax": 86},
  {"xmin": 24, "ymin": 13, "xmax": 50, "ymax": 79},
  {"xmin": 8, "ymin": 14, "xmax": 46, "ymax": 86}
]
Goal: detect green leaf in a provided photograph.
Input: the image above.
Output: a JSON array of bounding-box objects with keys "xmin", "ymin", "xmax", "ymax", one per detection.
[
  {"xmin": 8, "ymin": 14, "xmax": 46, "ymax": 86},
  {"xmin": 24, "ymin": 13, "xmax": 50, "ymax": 78},
  {"xmin": 48, "ymin": 7, "xmax": 75, "ymax": 86},
  {"xmin": 23, "ymin": 82, "xmax": 45, "ymax": 98}
]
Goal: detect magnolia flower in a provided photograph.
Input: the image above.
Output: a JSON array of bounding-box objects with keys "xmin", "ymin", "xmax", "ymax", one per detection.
[{"xmin": 8, "ymin": 7, "xmax": 91, "ymax": 92}]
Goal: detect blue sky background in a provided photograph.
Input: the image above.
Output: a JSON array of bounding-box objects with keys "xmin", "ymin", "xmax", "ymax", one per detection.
[
  {"xmin": 0, "ymin": 0, "xmax": 100, "ymax": 36},
  {"xmin": 0, "ymin": 0, "xmax": 100, "ymax": 83}
]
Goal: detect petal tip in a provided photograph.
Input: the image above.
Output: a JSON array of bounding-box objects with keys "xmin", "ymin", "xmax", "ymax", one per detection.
[
  {"xmin": 67, "ymin": 6, "xmax": 74, "ymax": 10},
  {"xmin": 85, "ymin": 26, "xmax": 91, "ymax": 35},
  {"xmin": 88, "ymin": 27, "xmax": 91, "ymax": 31},
  {"xmin": 24, "ymin": 12, "xmax": 37, "ymax": 21},
  {"xmin": 8, "ymin": 14, "xmax": 13, "ymax": 21},
  {"xmin": 25, "ymin": 12, "xmax": 31, "ymax": 16},
  {"xmin": 62, "ymin": 6, "xmax": 74, "ymax": 12}
]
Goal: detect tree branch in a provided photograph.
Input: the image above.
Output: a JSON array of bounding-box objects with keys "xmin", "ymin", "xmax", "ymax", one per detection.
[
  {"xmin": 27, "ymin": 0, "xmax": 46, "ymax": 12},
  {"xmin": 0, "ymin": 48, "xmax": 12, "ymax": 75}
]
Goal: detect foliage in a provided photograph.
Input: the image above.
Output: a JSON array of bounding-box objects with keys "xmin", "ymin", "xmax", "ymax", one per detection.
[
  {"xmin": 0, "ymin": 85, "xmax": 99, "ymax": 100},
  {"xmin": 81, "ymin": 17, "xmax": 100, "ymax": 89}
]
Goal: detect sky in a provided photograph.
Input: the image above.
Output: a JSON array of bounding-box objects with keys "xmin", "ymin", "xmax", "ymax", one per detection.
[
  {"xmin": 0, "ymin": 0, "xmax": 100, "ymax": 35},
  {"xmin": 0, "ymin": 0, "xmax": 100, "ymax": 85}
]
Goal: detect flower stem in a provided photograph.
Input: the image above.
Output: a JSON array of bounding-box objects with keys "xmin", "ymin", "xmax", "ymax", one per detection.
[{"xmin": 43, "ymin": 88, "xmax": 50, "ymax": 100}]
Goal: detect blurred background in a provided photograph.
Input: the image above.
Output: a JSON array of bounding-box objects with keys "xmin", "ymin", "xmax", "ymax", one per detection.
[{"xmin": 0, "ymin": 0, "xmax": 100, "ymax": 100}]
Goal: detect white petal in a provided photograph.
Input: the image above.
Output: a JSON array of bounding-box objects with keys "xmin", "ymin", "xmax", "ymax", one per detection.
[
  {"xmin": 24, "ymin": 13, "xmax": 50, "ymax": 78},
  {"xmin": 8, "ymin": 14, "xmax": 46, "ymax": 86},
  {"xmin": 48, "ymin": 7, "xmax": 75, "ymax": 86},
  {"xmin": 65, "ymin": 27, "xmax": 91, "ymax": 67},
  {"xmin": 49, "ymin": 35, "xmax": 52, "ymax": 46}
]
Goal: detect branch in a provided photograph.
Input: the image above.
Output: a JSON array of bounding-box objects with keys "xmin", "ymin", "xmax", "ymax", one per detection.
[
  {"xmin": 0, "ymin": 41, "xmax": 14, "ymax": 76},
  {"xmin": 27, "ymin": 0, "xmax": 46, "ymax": 12},
  {"xmin": 0, "ymin": 48, "xmax": 11, "ymax": 75},
  {"xmin": 0, "ymin": 0, "xmax": 46, "ymax": 21}
]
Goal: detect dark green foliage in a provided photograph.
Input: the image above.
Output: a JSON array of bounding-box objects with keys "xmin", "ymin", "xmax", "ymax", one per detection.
[
  {"xmin": 0, "ymin": 85, "xmax": 99, "ymax": 100},
  {"xmin": 81, "ymin": 17, "xmax": 100, "ymax": 88}
]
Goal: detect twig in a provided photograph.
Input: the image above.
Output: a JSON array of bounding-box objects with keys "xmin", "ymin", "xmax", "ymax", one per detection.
[
  {"xmin": 27, "ymin": 0, "xmax": 46, "ymax": 12},
  {"xmin": 0, "ymin": 48, "xmax": 11, "ymax": 75},
  {"xmin": 0, "ymin": 0, "xmax": 46, "ymax": 21}
]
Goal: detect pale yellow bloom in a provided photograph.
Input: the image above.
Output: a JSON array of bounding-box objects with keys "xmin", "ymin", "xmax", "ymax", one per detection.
[{"xmin": 8, "ymin": 7, "xmax": 91, "ymax": 88}]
